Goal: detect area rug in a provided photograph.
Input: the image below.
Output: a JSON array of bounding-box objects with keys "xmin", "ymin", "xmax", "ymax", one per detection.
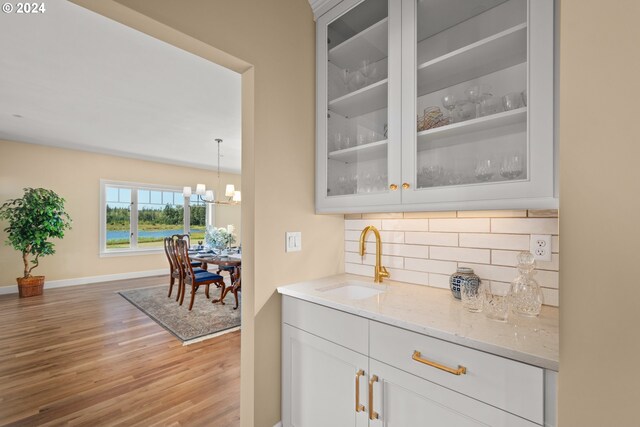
[{"xmin": 119, "ymin": 284, "xmax": 241, "ymax": 345}]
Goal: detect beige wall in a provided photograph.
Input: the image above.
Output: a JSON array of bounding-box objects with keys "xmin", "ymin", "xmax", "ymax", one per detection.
[
  {"xmin": 69, "ymin": 1, "xmax": 345, "ymax": 426},
  {"xmin": 559, "ymin": 0, "xmax": 640, "ymax": 425},
  {"xmin": 0, "ymin": 139, "xmax": 241, "ymax": 287}
]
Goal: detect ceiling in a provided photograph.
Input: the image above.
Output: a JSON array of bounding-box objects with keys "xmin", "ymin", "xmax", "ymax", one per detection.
[{"xmin": 0, "ymin": 0, "xmax": 242, "ymax": 173}]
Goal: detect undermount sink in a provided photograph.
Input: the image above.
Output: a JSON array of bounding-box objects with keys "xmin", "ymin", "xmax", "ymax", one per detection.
[{"xmin": 318, "ymin": 281, "xmax": 386, "ymax": 300}]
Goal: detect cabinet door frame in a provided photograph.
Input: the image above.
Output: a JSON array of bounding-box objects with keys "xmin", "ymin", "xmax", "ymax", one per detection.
[
  {"xmin": 397, "ymin": 0, "xmax": 557, "ymax": 211},
  {"xmin": 316, "ymin": 0, "xmax": 403, "ymax": 213},
  {"xmin": 368, "ymin": 359, "xmax": 539, "ymax": 427},
  {"xmin": 282, "ymin": 324, "xmax": 370, "ymax": 427}
]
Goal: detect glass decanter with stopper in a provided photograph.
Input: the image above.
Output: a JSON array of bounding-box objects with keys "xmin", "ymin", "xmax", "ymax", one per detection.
[{"xmin": 510, "ymin": 252, "xmax": 544, "ymax": 317}]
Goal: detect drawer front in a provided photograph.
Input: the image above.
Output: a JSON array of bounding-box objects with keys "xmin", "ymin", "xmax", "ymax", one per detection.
[
  {"xmin": 370, "ymin": 321, "xmax": 543, "ymax": 424},
  {"xmin": 282, "ymin": 296, "xmax": 368, "ymax": 355}
]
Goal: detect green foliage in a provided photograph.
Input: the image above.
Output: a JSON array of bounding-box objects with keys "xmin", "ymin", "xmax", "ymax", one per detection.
[
  {"xmin": 0, "ymin": 188, "xmax": 72, "ymax": 278},
  {"xmin": 105, "ymin": 204, "xmax": 205, "ymax": 229}
]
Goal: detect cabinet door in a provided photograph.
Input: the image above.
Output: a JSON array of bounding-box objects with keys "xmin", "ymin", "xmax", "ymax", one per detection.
[
  {"xmin": 400, "ymin": 0, "xmax": 555, "ymax": 210},
  {"xmin": 282, "ymin": 325, "xmax": 369, "ymax": 427},
  {"xmin": 316, "ymin": 0, "xmax": 402, "ymax": 213},
  {"xmin": 368, "ymin": 359, "xmax": 539, "ymax": 427}
]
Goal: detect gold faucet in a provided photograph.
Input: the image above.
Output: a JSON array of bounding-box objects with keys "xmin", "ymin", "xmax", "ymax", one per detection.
[{"xmin": 359, "ymin": 225, "xmax": 390, "ymax": 283}]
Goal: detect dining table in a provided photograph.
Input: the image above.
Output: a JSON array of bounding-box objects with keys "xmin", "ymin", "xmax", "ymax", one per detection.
[{"xmin": 189, "ymin": 251, "xmax": 242, "ymax": 309}]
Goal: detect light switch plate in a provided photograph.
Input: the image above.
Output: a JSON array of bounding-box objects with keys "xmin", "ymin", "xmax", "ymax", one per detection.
[{"xmin": 285, "ymin": 232, "xmax": 301, "ymax": 252}]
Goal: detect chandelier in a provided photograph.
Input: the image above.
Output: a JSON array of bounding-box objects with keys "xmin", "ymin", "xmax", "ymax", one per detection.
[{"xmin": 183, "ymin": 138, "xmax": 241, "ymax": 205}]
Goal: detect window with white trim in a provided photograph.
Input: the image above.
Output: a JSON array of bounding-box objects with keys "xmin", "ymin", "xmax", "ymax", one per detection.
[{"xmin": 100, "ymin": 180, "xmax": 209, "ymax": 255}]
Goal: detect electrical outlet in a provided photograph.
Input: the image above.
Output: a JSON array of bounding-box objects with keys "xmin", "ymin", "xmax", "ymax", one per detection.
[{"xmin": 530, "ymin": 234, "xmax": 552, "ymax": 261}]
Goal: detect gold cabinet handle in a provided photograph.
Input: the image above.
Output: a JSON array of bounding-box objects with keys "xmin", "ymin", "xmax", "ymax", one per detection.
[
  {"xmin": 355, "ymin": 369, "xmax": 365, "ymax": 412},
  {"xmin": 412, "ymin": 351, "xmax": 467, "ymax": 376},
  {"xmin": 368, "ymin": 374, "xmax": 379, "ymax": 420},
  {"xmin": 402, "ymin": 182, "xmax": 410, "ymax": 189},
  {"xmin": 389, "ymin": 184, "xmax": 398, "ymax": 191}
]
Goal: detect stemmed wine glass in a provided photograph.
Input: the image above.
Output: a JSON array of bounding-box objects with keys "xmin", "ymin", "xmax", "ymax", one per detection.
[
  {"xmin": 441, "ymin": 95, "xmax": 458, "ymax": 123},
  {"xmin": 339, "ymin": 69, "xmax": 352, "ymax": 92}
]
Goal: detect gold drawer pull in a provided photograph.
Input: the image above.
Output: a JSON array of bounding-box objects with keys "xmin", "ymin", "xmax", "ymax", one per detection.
[
  {"xmin": 355, "ymin": 369, "xmax": 365, "ymax": 412},
  {"xmin": 402, "ymin": 182, "xmax": 410, "ymax": 189},
  {"xmin": 389, "ymin": 184, "xmax": 398, "ymax": 191},
  {"xmin": 368, "ymin": 374, "xmax": 379, "ymax": 420},
  {"xmin": 412, "ymin": 351, "xmax": 467, "ymax": 376}
]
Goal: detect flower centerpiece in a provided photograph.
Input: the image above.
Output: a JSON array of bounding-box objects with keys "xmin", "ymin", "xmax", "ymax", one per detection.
[{"xmin": 205, "ymin": 225, "xmax": 236, "ymax": 253}]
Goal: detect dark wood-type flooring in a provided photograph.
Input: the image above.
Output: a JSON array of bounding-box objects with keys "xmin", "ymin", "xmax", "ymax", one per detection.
[{"xmin": 0, "ymin": 276, "xmax": 240, "ymax": 426}]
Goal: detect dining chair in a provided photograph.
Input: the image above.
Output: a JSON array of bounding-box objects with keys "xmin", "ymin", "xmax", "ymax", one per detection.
[
  {"xmin": 165, "ymin": 237, "xmax": 205, "ymax": 300},
  {"xmin": 175, "ymin": 239, "xmax": 225, "ymax": 311},
  {"xmin": 173, "ymin": 233, "xmax": 206, "ymax": 270}
]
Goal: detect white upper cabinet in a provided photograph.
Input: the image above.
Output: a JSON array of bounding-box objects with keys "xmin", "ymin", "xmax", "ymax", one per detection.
[{"xmin": 316, "ymin": 0, "xmax": 556, "ymax": 213}]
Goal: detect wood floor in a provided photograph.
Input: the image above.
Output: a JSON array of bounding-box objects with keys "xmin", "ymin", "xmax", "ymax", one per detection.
[{"xmin": 0, "ymin": 276, "xmax": 240, "ymax": 426}]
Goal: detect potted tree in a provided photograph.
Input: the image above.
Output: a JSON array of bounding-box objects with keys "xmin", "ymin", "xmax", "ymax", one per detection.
[{"xmin": 0, "ymin": 188, "xmax": 72, "ymax": 297}]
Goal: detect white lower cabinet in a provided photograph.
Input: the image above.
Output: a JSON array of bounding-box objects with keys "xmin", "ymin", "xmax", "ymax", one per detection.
[
  {"xmin": 282, "ymin": 324, "xmax": 369, "ymax": 427},
  {"xmin": 282, "ymin": 296, "xmax": 552, "ymax": 426},
  {"xmin": 369, "ymin": 359, "xmax": 537, "ymax": 427}
]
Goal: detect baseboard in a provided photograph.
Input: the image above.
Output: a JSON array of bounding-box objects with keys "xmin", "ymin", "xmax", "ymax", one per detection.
[
  {"xmin": 273, "ymin": 422, "xmax": 282, "ymax": 427},
  {"xmin": 0, "ymin": 269, "xmax": 167, "ymax": 295}
]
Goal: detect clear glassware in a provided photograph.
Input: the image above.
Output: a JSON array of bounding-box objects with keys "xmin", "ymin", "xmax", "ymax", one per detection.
[
  {"xmin": 510, "ymin": 252, "xmax": 544, "ymax": 317},
  {"xmin": 474, "ymin": 159, "xmax": 494, "ymax": 182},
  {"xmin": 360, "ymin": 59, "xmax": 378, "ymax": 84},
  {"xmin": 461, "ymin": 280, "xmax": 484, "ymax": 312},
  {"xmin": 502, "ymin": 92, "xmax": 524, "ymax": 111},
  {"xmin": 339, "ymin": 69, "xmax": 352, "ymax": 92},
  {"xmin": 465, "ymin": 84, "xmax": 492, "ymax": 118},
  {"xmin": 334, "ymin": 132, "xmax": 344, "ymax": 151},
  {"xmin": 479, "ymin": 96, "xmax": 502, "ymax": 117},
  {"xmin": 441, "ymin": 94, "xmax": 458, "ymax": 123},
  {"xmin": 349, "ymin": 71, "xmax": 366, "ymax": 91},
  {"xmin": 484, "ymin": 281, "xmax": 510, "ymax": 322},
  {"xmin": 454, "ymin": 100, "xmax": 475, "ymax": 122},
  {"xmin": 500, "ymin": 154, "xmax": 524, "ymax": 180}
]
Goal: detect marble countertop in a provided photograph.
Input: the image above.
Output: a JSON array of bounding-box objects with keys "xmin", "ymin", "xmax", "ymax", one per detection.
[{"xmin": 277, "ymin": 274, "xmax": 559, "ymax": 371}]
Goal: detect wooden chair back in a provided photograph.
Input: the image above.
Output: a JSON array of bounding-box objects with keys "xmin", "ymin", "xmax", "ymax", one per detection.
[{"xmin": 175, "ymin": 238, "xmax": 195, "ymax": 285}]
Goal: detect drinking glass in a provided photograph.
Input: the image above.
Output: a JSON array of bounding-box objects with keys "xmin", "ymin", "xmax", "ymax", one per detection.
[
  {"xmin": 357, "ymin": 134, "xmax": 367, "ymax": 146},
  {"xmin": 455, "ymin": 101, "xmax": 475, "ymax": 122},
  {"xmin": 441, "ymin": 94, "xmax": 458, "ymax": 122},
  {"xmin": 465, "ymin": 84, "xmax": 492, "ymax": 118},
  {"xmin": 474, "ymin": 159, "xmax": 494, "ymax": 182},
  {"xmin": 479, "ymin": 96, "xmax": 502, "ymax": 117},
  {"xmin": 502, "ymin": 92, "xmax": 524, "ymax": 111},
  {"xmin": 500, "ymin": 154, "xmax": 524, "ymax": 180},
  {"xmin": 349, "ymin": 71, "xmax": 366, "ymax": 91},
  {"xmin": 339, "ymin": 69, "xmax": 352, "ymax": 92},
  {"xmin": 334, "ymin": 132, "xmax": 344, "ymax": 151},
  {"xmin": 461, "ymin": 280, "xmax": 484, "ymax": 312},
  {"xmin": 360, "ymin": 59, "xmax": 378, "ymax": 84},
  {"xmin": 483, "ymin": 281, "xmax": 510, "ymax": 322}
]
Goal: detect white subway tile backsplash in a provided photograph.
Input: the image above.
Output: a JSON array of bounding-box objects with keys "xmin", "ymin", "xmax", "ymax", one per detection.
[
  {"xmin": 460, "ymin": 263, "xmax": 517, "ymax": 283},
  {"xmin": 403, "ymin": 211, "xmax": 456, "ymax": 219},
  {"xmin": 343, "ymin": 211, "xmax": 560, "ymax": 307},
  {"xmin": 382, "ymin": 243, "xmax": 429, "ymax": 259},
  {"xmin": 492, "ymin": 250, "xmax": 559, "ymax": 271},
  {"xmin": 345, "ymin": 262, "xmax": 373, "ymax": 277},
  {"xmin": 491, "ymin": 218, "xmax": 558, "ymax": 235},
  {"xmin": 345, "ymin": 252, "xmax": 363, "ymax": 264},
  {"xmin": 345, "ymin": 219, "xmax": 382, "ymax": 230},
  {"xmin": 405, "ymin": 258, "xmax": 457, "ymax": 275},
  {"xmin": 363, "ymin": 254, "xmax": 404, "ymax": 269},
  {"xmin": 457, "ymin": 210, "xmax": 527, "ymax": 218},
  {"xmin": 431, "ymin": 246, "xmax": 491, "ymax": 264},
  {"xmin": 430, "ymin": 218, "xmax": 491, "ymax": 232},
  {"xmin": 405, "ymin": 231, "xmax": 458, "ymax": 247},
  {"xmin": 363, "ymin": 212, "xmax": 404, "ymax": 219},
  {"xmin": 428, "ymin": 273, "xmax": 452, "ymax": 289},
  {"xmin": 459, "ymin": 233, "xmax": 529, "ymax": 250},
  {"xmin": 381, "ymin": 219, "xmax": 430, "ymax": 231},
  {"xmin": 387, "ymin": 268, "xmax": 429, "ymax": 286},
  {"xmin": 541, "ymin": 288, "xmax": 559, "ymax": 306}
]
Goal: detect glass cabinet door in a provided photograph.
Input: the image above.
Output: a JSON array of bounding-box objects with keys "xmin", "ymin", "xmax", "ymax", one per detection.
[
  {"xmin": 401, "ymin": 0, "xmax": 554, "ymax": 206},
  {"xmin": 316, "ymin": 0, "xmax": 402, "ymax": 212}
]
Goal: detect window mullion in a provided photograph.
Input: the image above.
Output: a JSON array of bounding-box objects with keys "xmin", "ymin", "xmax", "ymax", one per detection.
[
  {"xmin": 131, "ymin": 188, "xmax": 138, "ymax": 249},
  {"xmin": 184, "ymin": 196, "xmax": 191, "ymax": 235}
]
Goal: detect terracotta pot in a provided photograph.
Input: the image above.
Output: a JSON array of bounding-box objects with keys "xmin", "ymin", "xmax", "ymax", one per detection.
[{"xmin": 16, "ymin": 275, "xmax": 45, "ymax": 298}]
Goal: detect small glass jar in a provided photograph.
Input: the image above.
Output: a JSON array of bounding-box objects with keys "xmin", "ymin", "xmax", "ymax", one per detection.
[{"xmin": 450, "ymin": 267, "xmax": 480, "ymax": 300}]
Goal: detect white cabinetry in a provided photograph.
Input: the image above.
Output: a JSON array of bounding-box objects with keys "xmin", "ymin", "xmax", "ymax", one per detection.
[
  {"xmin": 316, "ymin": 0, "xmax": 556, "ymax": 213},
  {"xmin": 282, "ymin": 296, "xmax": 554, "ymax": 426}
]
